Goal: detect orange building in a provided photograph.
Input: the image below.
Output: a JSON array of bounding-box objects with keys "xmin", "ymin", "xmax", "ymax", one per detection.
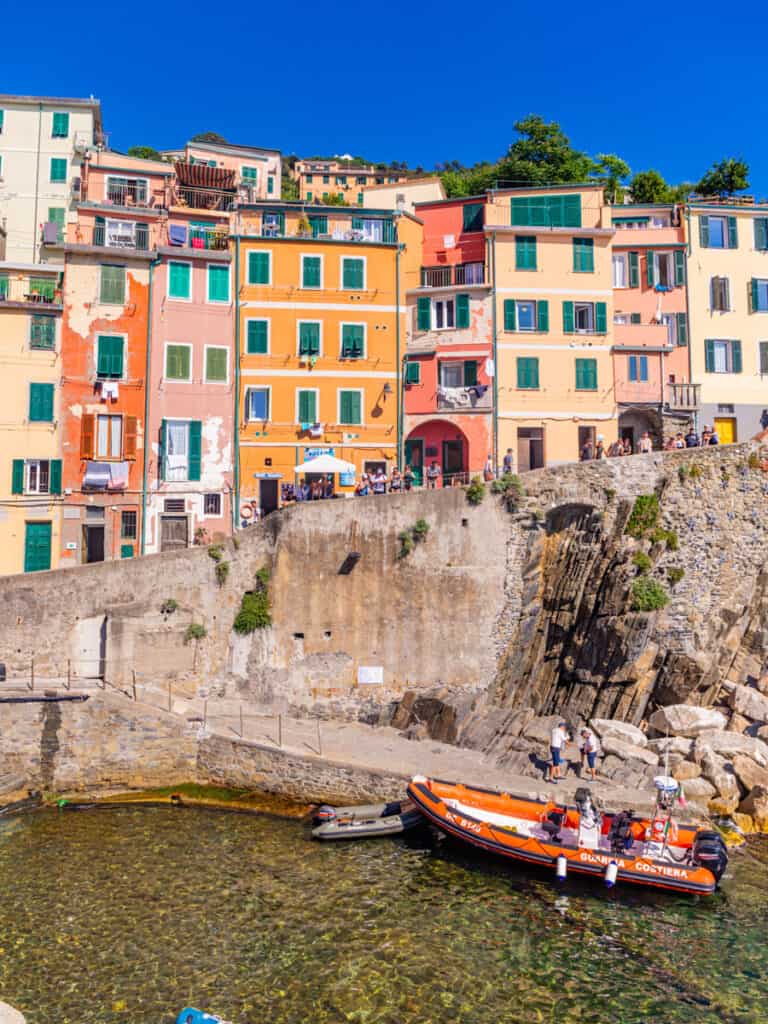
[{"xmin": 293, "ymin": 159, "xmax": 409, "ymax": 206}]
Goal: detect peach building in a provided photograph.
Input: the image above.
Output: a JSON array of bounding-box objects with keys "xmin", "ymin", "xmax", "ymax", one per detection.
[
  {"xmin": 163, "ymin": 141, "xmax": 281, "ymax": 202},
  {"xmin": 293, "ymin": 159, "xmax": 409, "ymax": 206}
]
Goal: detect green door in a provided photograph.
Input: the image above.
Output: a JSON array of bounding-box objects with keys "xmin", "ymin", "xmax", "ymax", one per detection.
[
  {"xmin": 24, "ymin": 521, "xmax": 52, "ymax": 573},
  {"xmin": 404, "ymin": 439, "xmax": 424, "ymax": 485}
]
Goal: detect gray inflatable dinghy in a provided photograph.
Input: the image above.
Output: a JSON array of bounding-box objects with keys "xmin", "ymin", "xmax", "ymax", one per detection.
[{"xmin": 311, "ymin": 799, "xmax": 423, "ymax": 840}]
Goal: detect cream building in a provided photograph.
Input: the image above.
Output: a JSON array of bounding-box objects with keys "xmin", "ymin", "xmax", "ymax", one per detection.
[
  {"xmin": 362, "ymin": 177, "xmax": 445, "ymax": 214},
  {"xmin": 0, "ymin": 94, "xmax": 103, "ymax": 263},
  {"xmin": 685, "ymin": 200, "xmax": 768, "ymax": 442}
]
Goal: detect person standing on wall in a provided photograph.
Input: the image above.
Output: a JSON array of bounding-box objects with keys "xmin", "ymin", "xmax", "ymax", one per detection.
[{"xmin": 426, "ymin": 461, "xmax": 441, "ymax": 489}]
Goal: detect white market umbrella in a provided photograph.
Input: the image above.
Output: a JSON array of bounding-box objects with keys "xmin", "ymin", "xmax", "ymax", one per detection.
[{"xmin": 294, "ymin": 454, "xmax": 356, "ymax": 475}]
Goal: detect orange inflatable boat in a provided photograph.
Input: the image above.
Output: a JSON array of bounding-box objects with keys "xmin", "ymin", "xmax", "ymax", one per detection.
[{"xmin": 406, "ymin": 776, "xmax": 727, "ymax": 895}]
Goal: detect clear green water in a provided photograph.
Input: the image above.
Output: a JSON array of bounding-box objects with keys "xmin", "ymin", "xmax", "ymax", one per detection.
[{"xmin": 0, "ymin": 807, "xmax": 765, "ymax": 1024}]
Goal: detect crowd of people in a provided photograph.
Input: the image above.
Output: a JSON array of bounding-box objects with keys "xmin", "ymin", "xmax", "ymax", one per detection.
[{"xmin": 580, "ymin": 425, "xmax": 720, "ymax": 461}]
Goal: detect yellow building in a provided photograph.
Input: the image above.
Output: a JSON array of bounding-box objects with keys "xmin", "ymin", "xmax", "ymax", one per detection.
[
  {"xmin": 293, "ymin": 159, "xmax": 409, "ymax": 206},
  {"xmin": 487, "ymin": 184, "xmax": 617, "ymax": 468},
  {"xmin": 685, "ymin": 200, "xmax": 768, "ymax": 442},
  {"xmin": 0, "ymin": 263, "xmax": 63, "ymax": 573},
  {"xmin": 234, "ymin": 203, "xmax": 421, "ymax": 517}
]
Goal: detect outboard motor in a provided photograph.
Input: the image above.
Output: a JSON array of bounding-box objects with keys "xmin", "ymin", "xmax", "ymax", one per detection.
[
  {"xmin": 312, "ymin": 805, "xmax": 337, "ymax": 827},
  {"xmin": 541, "ymin": 809, "xmax": 565, "ymax": 843},
  {"xmin": 692, "ymin": 829, "xmax": 729, "ymax": 883},
  {"xmin": 574, "ymin": 787, "xmax": 601, "ymax": 847},
  {"xmin": 607, "ymin": 810, "xmax": 635, "ymax": 856}
]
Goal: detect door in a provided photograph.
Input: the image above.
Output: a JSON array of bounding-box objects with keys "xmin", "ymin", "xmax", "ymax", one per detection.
[
  {"xmin": 578, "ymin": 426, "xmax": 595, "ymax": 458},
  {"xmin": 404, "ymin": 439, "xmax": 424, "ymax": 485},
  {"xmin": 160, "ymin": 516, "xmax": 189, "ymax": 552},
  {"xmin": 24, "ymin": 521, "xmax": 52, "ymax": 573},
  {"xmin": 714, "ymin": 417, "xmax": 736, "ymax": 443},
  {"xmin": 442, "ymin": 440, "xmax": 464, "ymax": 485},
  {"xmin": 84, "ymin": 525, "xmax": 105, "ymax": 563},
  {"xmin": 259, "ymin": 479, "xmax": 279, "ymax": 516},
  {"xmin": 517, "ymin": 428, "xmax": 545, "ymax": 472}
]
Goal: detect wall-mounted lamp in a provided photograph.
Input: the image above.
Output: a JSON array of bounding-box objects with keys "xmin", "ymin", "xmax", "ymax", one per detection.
[{"xmin": 382, "ymin": 382, "xmax": 393, "ymax": 399}]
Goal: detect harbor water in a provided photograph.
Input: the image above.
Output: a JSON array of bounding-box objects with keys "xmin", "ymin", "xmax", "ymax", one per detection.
[{"xmin": 0, "ymin": 805, "xmax": 766, "ymax": 1023}]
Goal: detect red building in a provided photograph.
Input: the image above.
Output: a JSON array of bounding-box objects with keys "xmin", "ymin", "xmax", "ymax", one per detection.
[{"xmin": 403, "ymin": 197, "xmax": 493, "ymax": 485}]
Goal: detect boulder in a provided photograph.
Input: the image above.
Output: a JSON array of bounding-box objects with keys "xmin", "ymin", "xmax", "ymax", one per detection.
[
  {"xmin": 732, "ymin": 754, "xmax": 768, "ymax": 793},
  {"xmin": 728, "ymin": 684, "xmax": 768, "ymax": 724},
  {"xmin": 708, "ymin": 795, "xmax": 740, "ymax": 816},
  {"xmin": 681, "ymin": 776, "xmax": 716, "ymax": 801},
  {"xmin": 590, "ymin": 718, "xmax": 648, "ymax": 748},
  {"xmin": 599, "ymin": 736, "xmax": 659, "ymax": 767},
  {"xmin": 648, "ymin": 705, "xmax": 727, "ymax": 738},
  {"xmin": 731, "ymin": 812, "xmax": 755, "ymax": 835},
  {"xmin": 756, "ymin": 674, "xmax": 768, "ymax": 696},
  {"xmin": 647, "ymin": 736, "xmax": 693, "ymax": 757},
  {"xmin": 672, "ymin": 760, "xmax": 702, "ymax": 782},
  {"xmin": 758, "ymin": 725, "xmax": 768, "ymax": 742},
  {"xmin": 693, "ymin": 731, "xmax": 768, "ymax": 767},
  {"xmin": 698, "ymin": 747, "xmax": 740, "ymax": 802},
  {"xmin": 523, "ymin": 715, "xmax": 569, "ymax": 746},
  {"xmin": 738, "ymin": 786, "xmax": 768, "ymax": 831},
  {"xmin": 727, "ymin": 712, "xmax": 751, "ymax": 734}
]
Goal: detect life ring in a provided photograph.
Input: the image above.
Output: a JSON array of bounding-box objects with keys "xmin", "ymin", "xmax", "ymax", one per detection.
[{"xmin": 240, "ymin": 504, "xmax": 254, "ymax": 519}]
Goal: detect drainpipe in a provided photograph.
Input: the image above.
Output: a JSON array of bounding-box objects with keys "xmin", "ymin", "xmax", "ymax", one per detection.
[
  {"xmin": 490, "ymin": 231, "xmax": 499, "ymax": 473},
  {"xmin": 396, "ymin": 240, "xmax": 404, "ymax": 469},
  {"xmin": 140, "ymin": 256, "xmax": 161, "ymax": 555},
  {"xmin": 683, "ymin": 205, "xmax": 698, "ymax": 433},
  {"xmin": 32, "ymin": 102, "xmax": 43, "ymax": 263},
  {"xmin": 233, "ymin": 237, "xmax": 241, "ymax": 533}
]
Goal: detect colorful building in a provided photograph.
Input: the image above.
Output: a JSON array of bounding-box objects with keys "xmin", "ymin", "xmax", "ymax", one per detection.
[
  {"xmin": 404, "ymin": 196, "xmax": 492, "ymax": 484},
  {"xmin": 488, "ymin": 184, "xmax": 617, "ymax": 469},
  {"xmin": 0, "ymin": 262, "xmax": 63, "ymax": 573},
  {"xmin": 684, "ymin": 199, "xmax": 768, "ymax": 442},
  {"xmin": 235, "ymin": 202, "xmax": 421, "ymax": 517},
  {"xmin": 293, "ymin": 159, "xmax": 409, "ymax": 206},
  {"xmin": 0, "ymin": 94, "xmax": 103, "ymax": 263},
  {"xmin": 611, "ymin": 203, "xmax": 693, "ymax": 447},
  {"xmin": 163, "ymin": 140, "xmax": 281, "ymax": 202},
  {"xmin": 362, "ymin": 177, "xmax": 445, "ymax": 214}
]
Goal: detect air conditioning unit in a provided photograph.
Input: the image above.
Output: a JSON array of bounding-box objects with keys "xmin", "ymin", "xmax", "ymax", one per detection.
[{"xmin": 71, "ymin": 177, "xmax": 82, "ymax": 199}]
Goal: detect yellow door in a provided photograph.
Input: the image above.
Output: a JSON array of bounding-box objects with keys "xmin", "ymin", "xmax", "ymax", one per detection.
[{"xmin": 714, "ymin": 417, "xmax": 736, "ymax": 443}]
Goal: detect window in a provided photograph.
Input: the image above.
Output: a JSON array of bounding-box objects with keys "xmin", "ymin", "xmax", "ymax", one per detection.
[
  {"xmin": 27, "ymin": 460, "xmax": 50, "ymax": 493},
  {"xmin": 298, "ymin": 322, "xmax": 321, "ymax": 356},
  {"xmin": 613, "ymin": 253, "xmax": 627, "ymax": 288},
  {"xmin": 750, "ymin": 279, "xmax": 768, "ymax": 312},
  {"xmin": 267, "ymin": 175, "xmax": 275, "ymax": 195},
  {"xmin": 161, "ymin": 419, "xmax": 202, "ymax": 481},
  {"xmin": 338, "ymin": 390, "xmax": 362, "ymax": 425},
  {"xmin": 29, "ymin": 383, "xmax": 54, "ymax": 422},
  {"xmin": 711, "ymin": 277, "xmax": 730, "ymax": 312},
  {"xmin": 246, "ymin": 388, "xmax": 270, "ymax": 421},
  {"xmin": 462, "ymin": 203, "xmax": 484, "ymax": 233},
  {"xmin": 323, "ymin": 175, "xmax": 330, "ymax": 184},
  {"xmin": 97, "ymin": 414, "xmax": 123, "ymax": 458},
  {"xmin": 342, "ymin": 257, "xmax": 365, "ymax": 290},
  {"xmin": 301, "ymin": 255, "xmax": 322, "ymax": 288},
  {"xmin": 297, "ymin": 389, "xmax": 318, "ymax": 424},
  {"xmin": 433, "ymin": 298, "xmax": 455, "ymax": 330},
  {"xmin": 575, "ymin": 358, "xmax": 598, "ymax": 391},
  {"xmin": 650, "ymin": 252, "xmax": 673, "ymax": 288},
  {"xmin": 121, "ymin": 511, "xmax": 137, "ymax": 539},
  {"xmin": 48, "ymin": 207, "xmax": 66, "ymax": 243},
  {"xmin": 341, "ymin": 324, "xmax": 365, "ymax": 359},
  {"xmin": 248, "ymin": 251, "xmax": 271, "ymax": 285},
  {"xmin": 52, "ymin": 112, "xmax": 69, "ymax": 137},
  {"xmin": 573, "ymin": 238, "xmax": 594, "ymax": 273},
  {"xmin": 416, "ymin": 296, "xmax": 431, "ymax": 331},
  {"xmin": 357, "ymin": 193, "xmax": 363, "ymax": 205},
  {"xmin": 755, "ymin": 219, "xmax": 768, "ymax": 252},
  {"xmin": 575, "ymin": 304, "xmax": 594, "ymax": 332},
  {"xmin": 309, "ymin": 215, "xmax": 327, "ymax": 238},
  {"xmin": 700, "ymin": 215, "xmax": 737, "ymax": 250},
  {"xmin": 166, "ymin": 344, "xmax": 192, "ymax": 381},
  {"xmin": 457, "ymin": 262, "xmax": 484, "ymax": 284},
  {"xmin": 516, "ymin": 357, "xmax": 539, "ymax": 390},
  {"xmin": 517, "ymin": 301, "xmax": 537, "ymax": 331},
  {"xmin": 357, "ymin": 176, "xmax": 367, "ymax": 186},
  {"xmin": 204, "ymin": 493, "xmax": 222, "ymax": 516},
  {"xmin": 628, "ymin": 355, "xmax": 649, "ymax": 382},
  {"xmin": 207, "ymin": 265, "xmax": 230, "ymax": 303},
  {"xmin": 100, "ymin": 265, "xmax": 125, "ymax": 305},
  {"xmin": 30, "ymin": 315, "xmax": 56, "ymax": 350},
  {"xmin": 503, "ymin": 299, "xmax": 549, "ymax": 332},
  {"xmin": 306, "ymin": 174, "xmax": 314, "ymax": 184},
  {"xmin": 106, "ymin": 176, "xmax": 148, "ymax": 205},
  {"xmin": 261, "ymin": 211, "xmax": 284, "ymax": 236},
  {"xmin": 246, "ymin": 319, "xmax": 269, "ymax": 354},
  {"xmin": 439, "ymin": 361, "xmax": 477, "ymax": 388},
  {"xmin": 510, "ymin": 193, "xmax": 581, "ymax": 227},
  {"xmin": 168, "ymin": 262, "xmax": 191, "ymax": 300},
  {"xmin": 515, "ymin": 236, "xmax": 537, "ymax": 271},
  {"xmin": 307, "ymin": 192, "xmax": 313, "ymax": 202},
  {"xmin": 676, "ymin": 312, "xmax": 688, "ymax": 346},
  {"xmin": 563, "ymin": 301, "xmax": 607, "ymax": 335},
  {"xmin": 705, "ymin": 339, "xmax": 742, "ymax": 373},
  {"xmin": 404, "ymin": 360, "xmax": 421, "ymax": 385},
  {"xmin": 242, "ymin": 166, "xmax": 259, "ymax": 184},
  {"xmin": 760, "ymin": 342, "xmax": 768, "ymax": 374},
  {"xmin": 96, "ymin": 335, "xmax": 124, "ymax": 378},
  {"xmin": 205, "ymin": 346, "xmax": 228, "ymax": 382},
  {"xmin": 12, "ymin": 459, "xmax": 61, "ymax": 496},
  {"xmin": 50, "ymin": 158, "xmax": 67, "ymax": 183},
  {"xmin": 336, "ymin": 175, "xmax": 347, "ymax": 185}
]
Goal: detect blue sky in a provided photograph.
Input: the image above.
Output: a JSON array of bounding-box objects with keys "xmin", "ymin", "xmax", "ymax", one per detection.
[{"xmin": 6, "ymin": 0, "xmax": 768, "ymax": 194}]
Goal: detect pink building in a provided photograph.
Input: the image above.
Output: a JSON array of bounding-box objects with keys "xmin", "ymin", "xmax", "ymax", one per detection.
[
  {"xmin": 162, "ymin": 140, "xmax": 281, "ymax": 203},
  {"xmin": 611, "ymin": 204, "xmax": 694, "ymax": 447}
]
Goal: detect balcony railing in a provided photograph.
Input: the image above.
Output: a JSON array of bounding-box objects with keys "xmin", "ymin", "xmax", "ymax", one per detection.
[
  {"xmin": 105, "ymin": 183, "xmax": 151, "ymax": 207},
  {"xmin": 421, "ymin": 262, "xmax": 486, "ymax": 288},
  {"xmin": 171, "ymin": 185, "xmax": 237, "ymax": 212},
  {"xmin": 667, "ymin": 382, "xmax": 700, "ymax": 411},
  {"xmin": 421, "ymin": 266, "xmax": 452, "ymax": 288},
  {"xmin": 0, "ymin": 275, "xmax": 61, "ymax": 305},
  {"xmin": 93, "ymin": 222, "xmax": 150, "ymax": 251}
]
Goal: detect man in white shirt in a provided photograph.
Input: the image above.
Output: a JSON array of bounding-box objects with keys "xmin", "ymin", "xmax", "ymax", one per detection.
[
  {"xmin": 580, "ymin": 728, "xmax": 600, "ymax": 782},
  {"xmin": 548, "ymin": 722, "xmax": 569, "ymax": 784}
]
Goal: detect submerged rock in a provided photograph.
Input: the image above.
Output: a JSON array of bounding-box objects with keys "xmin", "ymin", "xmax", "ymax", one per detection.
[{"xmin": 648, "ymin": 705, "xmax": 728, "ymax": 738}]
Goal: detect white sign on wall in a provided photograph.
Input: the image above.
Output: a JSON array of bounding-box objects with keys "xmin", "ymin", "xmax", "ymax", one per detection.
[{"xmin": 357, "ymin": 666, "xmax": 384, "ymax": 685}]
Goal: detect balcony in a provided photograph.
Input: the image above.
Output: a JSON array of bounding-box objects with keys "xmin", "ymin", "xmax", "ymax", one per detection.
[
  {"xmin": 171, "ymin": 185, "xmax": 237, "ymax": 212},
  {"xmin": 0, "ymin": 275, "xmax": 61, "ymax": 307},
  {"xmin": 436, "ymin": 384, "xmax": 492, "ymax": 412},
  {"xmin": 104, "ymin": 182, "xmax": 155, "ymax": 208},
  {"xmin": 613, "ymin": 321, "xmax": 671, "ymax": 348},
  {"xmin": 667, "ymin": 382, "xmax": 700, "ymax": 411},
  {"xmin": 420, "ymin": 262, "xmax": 486, "ymax": 288},
  {"xmin": 93, "ymin": 222, "xmax": 150, "ymax": 251}
]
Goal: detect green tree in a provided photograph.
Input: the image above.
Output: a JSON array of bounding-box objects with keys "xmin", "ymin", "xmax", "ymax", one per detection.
[
  {"xmin": 281, "ymin": 175, "xmax": 299, "ymax": 201},
  {"xmin": 127, "ymin": 145, "xmax": 163, "ymax": 161},
  {"xmin": 667, "ymin": 181, "xmax": 695, "ymax": 203},
  {"xmin": 629, "ymin": 169, "xmax": 671, "ymax": 203},
  {"xmin": 190, "ymin": 131, "xmax": 228, "ymax": 144},
  {"xmin": 495, "ymin": 115, "xmax": 596, "ymax": 186},
  {"xmin": 697, "ymin": 158, "xmax": 750, "ymax": 197},
  {"xmin": 320, "ymin": 193, "xmax": 348, "ymax": 206},
  {"xmin": 593, "ymin": 153, "xmax": 631, "ymax": 203}
]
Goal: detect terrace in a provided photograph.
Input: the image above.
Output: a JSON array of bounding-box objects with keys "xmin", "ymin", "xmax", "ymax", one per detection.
[
  {"xmin": 420, "ymin": 262, "xmax": 486, "ymax": 288},
  {"xmin": 168, "ymin": 161, "xmax": 238, "ymax": 212},
  {"xmin": 247, "ymin": 210, "xmax": 397, "ymax": 245},
  {"xmin": 0, "ymin": 272, "xmax": 62, "ymax": 308}
]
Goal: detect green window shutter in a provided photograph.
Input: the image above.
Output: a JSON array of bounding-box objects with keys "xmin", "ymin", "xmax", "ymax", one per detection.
[
  {"xmin": 575, "ymin": 358, "xmax": 598, "ymax": 390},
  {"xmin": 30, "ymin": 315, "xmax": 56, "ymax": 349},
  {"xmin": 405, "ymin": 360, "xmax": 420, "ymax": 384},
  {"xmin": 48, "ymin": 207, "xmax": 66, "ymax": 242},
  {"xmin": 595, "ymin": 302, "xmax": 607, "ymax": 334},
  {"xmin": 646, "ymin": 251, "xmax": 655, "ymax": 287},
  {"xmin": 456, "ymin": 293, "xmax": 470, "ymax": 329},
  {"xmin": 515, "ymin": 236, "xmax": 536, "ymax": 270},
  {"xmin": 462, "ymin": 204, "xmax": 484, "ymax": 233},
  {"xmin": 563, "ymin": 194, "xmax": 582, "ymax": 227},
  {"xmin": 309, "ymin": 215, "xmax": 328, "ymax": 238},
  {"xmin": 248, "ymin": 251, "xmax": 270, "ymax": 284},
  {"xmin": 298, "ymin": 390, "xmax": 317, "ymax": 423},
  {"xmin": 340, "ymin": 391, "xmax": 361, "ymax": 424},
  {"xmin": 11, "ymin": 459, "xmax": 24, "ymax": 494},
  {"xmin": 166, "ymin": 344, "xmax": 190, "ymax": 380},
  {"xmin": 755, "ymin": 219, "xmax": 768, "ymax": 251},
  {"xmin": 705, "ymin": 339, "xmax": 715, "ymax": 372},
  {"xmin": 24, "ymin": 522, "xmax": 51, "ymax": 573},
  {"xmin": 206, "ymin": 348, "xmax": 227, "ymax": 382},
  {"xmin": 247, "ymin": 320, "xmax": 268, "ymax": 354},
  {"xmin": 299, "ymin": 322, "xmax": 320, "ymax": 356},
  {"xmin": 341, "ymin": 324, "xmax": 364, "ymax": 358},
  {"xmin": 417, "ymin": 296, "xmax": 431, "ymax": 331},
  {"xmin": 728, "ymin": 217, "xmax": 738, "ymax": 249},
  {"xmin": 169, "ymin": 262, "xmax": 190, "ymax": 299},
  {"xmin": 573, "ymin": 238, "xmax": 594, "ymax": 272},
  {"xmin": 731, "ymin": 340, "xmax": 742, "ymax": 373},
  {"xmin": 159, "ymin": 420, "xmax": 167, "ymax": 481},
  {"xmin": 562, "ymin": 301, "xmax": 574, "ymax": 334},
  {"xmin": 120, "ymin": 544, "xmax": 134, "ymax": 559},
  {"xmin": 676, "ymin": 312, "xmax": 688, "ymax": 346},
  {"xmin": 699, "ymin": 216, "xmax": 710, "ymax": 248},
  {"xmin": 302, "ymin": 256, "xmax": 321, "ymax": 288},
  {"xmin": 536, "ymin": 300, "xmax": 549, "ymax": 332},
  {"xmin": 50, "ymin": 158, "xmax": 67, "ymax": 182},
  {"xmin": 760, "ymin": 343, "xmax": 768, "ymax": 374},
  {"xmin": 97, "ymin": 336, "xmax": 124, "ymax": 378},
  {"xmin": 29, "ymin": 383, "xmax": 54, "ymax": 422},
  {"xmin": 628, "ymin": 251, "xmax": 639, "ymax": 287},
  {"xmin": 100, "ymin": 265, "xmax": 125, "ymax": 304},
  {"xmin": 504, "ymin": 299, "xmax": 516, "ymax": 331},
  {"xmin": 267, "ymin": 176, "xmax": 274, "ymax": 194},
  {"xmin": 343, "ymin": 258, "xmax": 364, "ymax": 289},
  {"xmin": 517, "ymin": 357, "xmax": 539, "ymax": 389},
  {"xmin": 208, "ymin": 265, "xmax": 229, "ymax": 302},
  {"xmin": 188, "ymin": 421, "xmax": 202, "ymax": 481},
  {"xmin": 630, "ymin": 312, "xmax": 641, "ymax": 325},
  {"xmin": 50, "ymin": 459, "xmax": 62, "ymax": 495},
  {"xmin": 674, "ymin": 250, "xmax": 685, "ymax": 286},
  {"xmin": 0, "ymin": 111, "xmax": 4, "ymax": 134},
  {"xmin": 463, "ymin": 360, "xmax": 478, "ymax": 386},
  {"xmin": 750, "ymin": 278, "xmax": 759, "ymax": 313},
  {"xmin": 52, "ymin": 112, "xmax": 69, "ymax": 137}
]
